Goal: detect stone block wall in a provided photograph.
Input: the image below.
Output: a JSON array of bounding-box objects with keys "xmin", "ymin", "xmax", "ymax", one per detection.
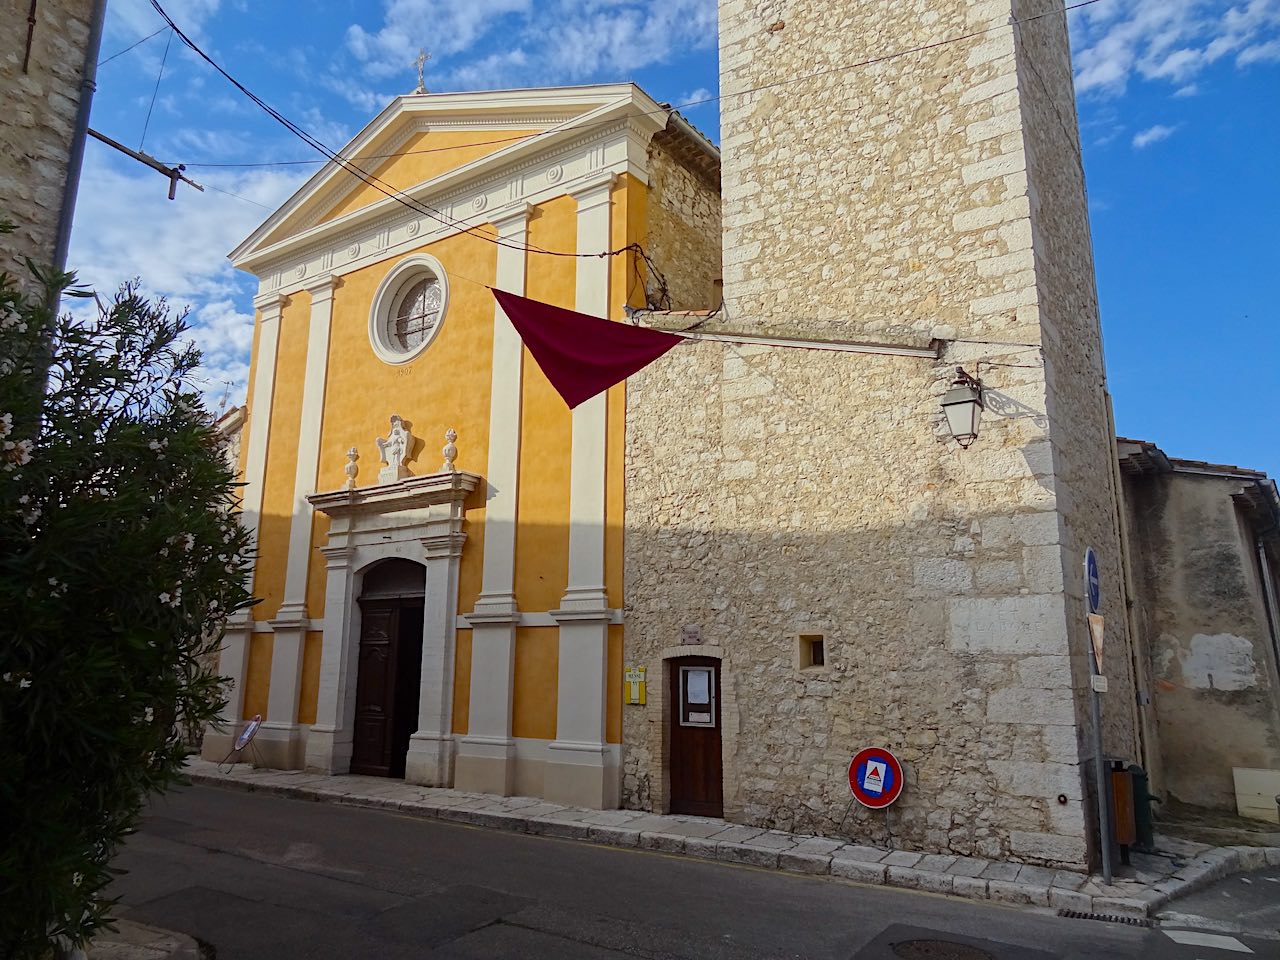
[
  {"xmin": 620, "ymin": 0, "xmax": 1134, "ymax": 869},
  {"xmin": 644, "ymin": 124, "xmax": 722, "ymax": 311},
  {"xmin": 0, "ymin": 0, "xmax": 93, "ymax": 284},
  {"xmin": 1011, "ymin": 0, "xmax": 1142, "ymax": 832}
]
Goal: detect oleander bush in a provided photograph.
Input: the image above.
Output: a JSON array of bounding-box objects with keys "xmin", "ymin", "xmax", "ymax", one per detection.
[{"xmin": 0, "ymin": 224, "xmax": 254, "ymax": 958}]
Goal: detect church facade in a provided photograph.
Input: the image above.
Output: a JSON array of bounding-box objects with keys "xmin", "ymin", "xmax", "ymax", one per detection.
[
  {"xmin": 204, "ymin": 83, "xmax": 722, "ymax": 811},
  {"xmin": 206, "ymin": 1, "xmax": 1280, "ymax": 870}
]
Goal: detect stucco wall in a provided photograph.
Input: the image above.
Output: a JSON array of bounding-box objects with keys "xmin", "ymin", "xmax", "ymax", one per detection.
[
  {"xmin": 0, "ymin": 0, "xmax": 92, "ymax": 282},
  {"xmin": 1124, "ymin": 471, "xmax": 1280, "ymax": 810},
  {"xmin": 619, "ymin": 0, "xmax": 1131, "ymax": 869}
]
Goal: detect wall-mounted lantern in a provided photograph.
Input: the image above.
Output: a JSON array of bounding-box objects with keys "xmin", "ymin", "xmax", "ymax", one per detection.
[{"xmin": 942, "ymin": 367, "xmax": 984, "ymax": 449}]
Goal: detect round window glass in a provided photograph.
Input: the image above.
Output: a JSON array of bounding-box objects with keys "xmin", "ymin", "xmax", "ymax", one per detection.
[
  {"xmin": 389, "ymin": 275, "xmax": 443, "ymax": 352},
  {"xmin": 368, "ymin": 254, "xmax": 450, "ymax": 365}
]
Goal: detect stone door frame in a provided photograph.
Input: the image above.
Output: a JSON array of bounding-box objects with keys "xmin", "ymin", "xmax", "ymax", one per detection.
[{"xmin": 304, "ymin": 471, "xmax": 480, "ymax": 785}]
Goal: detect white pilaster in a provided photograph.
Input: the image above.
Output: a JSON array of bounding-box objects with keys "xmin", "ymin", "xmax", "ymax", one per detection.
[
  {"xmin": 278, "ymin": 275, "xmax": 337, "ymax": 618},
  {"xmin": 260, "ymin": 276, "xmax": 336, "ymax": 769},
  {"xmin": 240, "ymin": 292, "xmax": 285, "ymax": 552},
  {"xmin": 547, "ymin": 173, "xmax": 618, "ymax": 809},
  {"xmin": 305, "ymin": 544, "xmax": 359, "ymax": 773},
  {"xmin": 455, "ymin": 205, "xmax": 529, "ymax": 796},
  {"xmin": 405, "ymin": 529, "xmax": 467, "ymax": 786}
]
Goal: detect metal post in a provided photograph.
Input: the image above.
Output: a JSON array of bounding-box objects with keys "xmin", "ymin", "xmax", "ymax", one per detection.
[{"xmin": 1087, "ymin": 554, "xmax": 1114, "ymax": 885}]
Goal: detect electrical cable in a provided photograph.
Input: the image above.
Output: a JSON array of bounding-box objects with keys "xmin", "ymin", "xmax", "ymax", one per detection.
[
  {"xmin": 201, "ymin": 181, "xmax": 271, "ymax": 209},
  {"xmin": 148, "ymin": 0, "xmax": 598, "ymax": 260},
  {"xmin": 98, "ymin": 25, "xmax": 169, "ymax": 67},
  {"xmin": 150, "ymin": 0, "xmax": 1102, "ymax": 262},
  {"xmin": 138, "ymin": 26, "xmax": 173, "ymax": 151},
  {"xmin": 159, "ymin": 0, "xmax": 1106, "ymax": 175}
]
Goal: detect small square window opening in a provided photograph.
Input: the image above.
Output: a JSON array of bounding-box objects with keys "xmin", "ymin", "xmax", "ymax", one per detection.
[{"xmin": 796, "ymin": 633, "xmax": 828, "ymax": 671}]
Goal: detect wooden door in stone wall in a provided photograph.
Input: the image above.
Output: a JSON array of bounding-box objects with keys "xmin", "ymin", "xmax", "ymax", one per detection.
[
  {"xmin": 669, "ymin": 657, "xmax": 723, "ymax": 817},
  {"xmin": 351, "ymin": 600, "xmax": 424, "ymax": 778}
]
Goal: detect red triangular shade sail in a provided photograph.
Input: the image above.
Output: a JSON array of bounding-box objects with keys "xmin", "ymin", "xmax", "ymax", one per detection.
[{"xmin": 491, "ymin": 288, "xmax": 684, "ymax": 409}]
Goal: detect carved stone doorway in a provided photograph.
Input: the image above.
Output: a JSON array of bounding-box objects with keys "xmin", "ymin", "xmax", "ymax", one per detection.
[{"xmin": 350, "ymin": 559, "xmax": 425, "ymax": 778}]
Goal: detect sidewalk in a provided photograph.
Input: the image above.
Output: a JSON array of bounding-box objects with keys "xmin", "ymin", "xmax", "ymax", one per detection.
[
  {"xmin": 184, "ymin": 759, "xmax": 1280, "ymax": 919},
  {"xmin": 87, "ymin": 920, "xmax": 202, "ymax": 959}
]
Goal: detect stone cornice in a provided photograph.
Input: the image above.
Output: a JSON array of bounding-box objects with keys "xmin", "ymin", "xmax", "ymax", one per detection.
[
  {"xmin": 309, "ymin": 471, "xmax": 481, "ymax": 518},
  {"xmin": 235, "ymin": 113, "xmax": 668, "ymax": 296}
]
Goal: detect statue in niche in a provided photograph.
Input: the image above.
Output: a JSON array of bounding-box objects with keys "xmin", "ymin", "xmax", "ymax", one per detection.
[{"xmin": 376, "ymin": 415, "xmax": 413, "ymax": 483}]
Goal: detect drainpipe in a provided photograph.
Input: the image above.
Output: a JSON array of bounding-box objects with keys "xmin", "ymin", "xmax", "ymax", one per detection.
[{"xmin": 51, "ymin": 0, "xmax": 110, "ymax": 281}]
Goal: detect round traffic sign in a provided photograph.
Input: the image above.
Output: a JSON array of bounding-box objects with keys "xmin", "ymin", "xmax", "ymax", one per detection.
[
  {"xmin": 1084, "ymin": 547, "xmax": 1101, "ymax": 614},
  {"xmin": 848, "ymin": 747, "xmax": 904, "ymax": 809}
]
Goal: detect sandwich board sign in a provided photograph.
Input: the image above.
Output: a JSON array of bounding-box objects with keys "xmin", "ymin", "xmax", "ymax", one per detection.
[{"xmin": 848, "ymin": 747, "xmax": 904, "ymax": 809}]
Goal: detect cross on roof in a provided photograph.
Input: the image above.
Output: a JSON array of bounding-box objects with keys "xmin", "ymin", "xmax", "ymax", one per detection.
[{"xmin": 415, "ymin": 48, "xmax": 431, "ymax": 94}]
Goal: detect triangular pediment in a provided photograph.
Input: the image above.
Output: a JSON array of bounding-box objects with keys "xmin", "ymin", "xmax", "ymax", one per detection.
[{"xmin": 231, "ymin": 84, "xmax": 664, "ymax": 273}]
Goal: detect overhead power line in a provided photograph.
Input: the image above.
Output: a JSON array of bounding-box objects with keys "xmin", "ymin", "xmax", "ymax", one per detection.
[
  {"xmin": 163, "ymin": 0, "xmax": 1107, "ymax": 175},
  {"xmin": 149, "ymin": 0, "xmax": 1105, "ymax": 259},
  {"xmin": 98, "ymin": 25, "xmax": 169, "ymax": 67}
]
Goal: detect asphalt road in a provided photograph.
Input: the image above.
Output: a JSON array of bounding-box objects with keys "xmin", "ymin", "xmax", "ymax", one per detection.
[{"xmin": 107, "ymin": 785, "xmax": 1277, "ymax": 959}]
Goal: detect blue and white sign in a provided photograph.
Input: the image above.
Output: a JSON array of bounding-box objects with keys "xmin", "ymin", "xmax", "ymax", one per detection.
[{"xmin": 1084, "ymin": 547, "xmax": 1101, "ymax": 615}]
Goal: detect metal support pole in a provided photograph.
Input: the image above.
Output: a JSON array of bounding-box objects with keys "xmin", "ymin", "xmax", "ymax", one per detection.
[
  {"xmin": 1087, "ymin": 554, "xmax": 1114, "ymax": 886},
  {"xmin": 52, "ymin": 0, "xmax": 109, "ymax": 279}
]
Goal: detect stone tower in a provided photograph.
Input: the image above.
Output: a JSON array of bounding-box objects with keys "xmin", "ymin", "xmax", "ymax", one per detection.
[{"xmin": 623, "ymin": 0, "xmax": 1143, "ymax": 868}]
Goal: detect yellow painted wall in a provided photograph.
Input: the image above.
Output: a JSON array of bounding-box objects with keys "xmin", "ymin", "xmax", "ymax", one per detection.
[
  {"xmin": 319, "ymin": 129, "xmax": 538, "ymax": 226},
  {"xmin": 607, "ymin": 624, "xmax": 623, "ymax": 744},
  {"xmin": 452, "ymin": 629, "xmax": 472, "ymax": 735},
  {"xmin": 514, "ymin": 196, "xmax": 576, "ymax": 613},
  {"xmin": 244, "ymin": 159, "xmax": 651, "ymax": 752},
  {"xmin": 512, "ymin": 626, "xmax": 558, "ymax": 740},
  {"xmin": 296, "ymin": 631, "xmax": 323, "ymax": 724},
  {"xmin": 252, "ymin": 291, "xmax": 311, "ymax": 623},
  {"xmin": 296, "ymin": 232, "xmax": 496, "ymax": 725},
  {"xmin": 260, "ymin": 128, "xmax": 539, "ymax": 246},
  {"xmin": 243, "ymin": 634, "xmax": 272, "ymax": 721},
  {"xmin": 305, "ymin": 233, "xmax": 497, "ymax": 617}
]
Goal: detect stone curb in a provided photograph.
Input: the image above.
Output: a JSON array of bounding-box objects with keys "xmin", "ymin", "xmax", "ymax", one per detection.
[
  {"xmin": 87, "ymin": 919, "xmax": 203, "ymax": 959},
  {"xmin": 184, "ymin": 764, "xmax": 1280, "ymax": 919}
]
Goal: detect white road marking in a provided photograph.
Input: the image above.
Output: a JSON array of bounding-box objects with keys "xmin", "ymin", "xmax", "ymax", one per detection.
[{"xmin": 1164, "ymin": 929, "xmax": 1253, "ymax": 953}]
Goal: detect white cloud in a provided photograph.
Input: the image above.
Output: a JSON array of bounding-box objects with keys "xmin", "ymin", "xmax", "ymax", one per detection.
[
  {"xmin": 1132, "ymin": 123, "xmax": 1178, "ymax": 147},
  {"xmin": 345, "ymin": 0, "xmax": 533, "ymax": 80},
  {"xmin": 67, "ymin": 147, "xmax": 304, "ymax": 405},
  {"xmin": 345, "ymin": 0, "xmax": 716, "ymax": 90},
  {"xmin": 1070, "ymin": 0, "xmax": 1280, "ymax": 97},
  {"xmin": 678, "ymin": 87, "xmax": 714, "ymax": 108}
]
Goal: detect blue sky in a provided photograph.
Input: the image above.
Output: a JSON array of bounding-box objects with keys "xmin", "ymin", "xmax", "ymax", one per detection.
[{"xmin": 70, "ymin": 0, "xmax": 1279, "ymax": 475}]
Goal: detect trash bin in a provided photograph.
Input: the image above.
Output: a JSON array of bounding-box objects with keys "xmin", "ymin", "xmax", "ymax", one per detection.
[{"xmin": 1110, "ymin": 760, "xmax": 1137, "ymax": 863}]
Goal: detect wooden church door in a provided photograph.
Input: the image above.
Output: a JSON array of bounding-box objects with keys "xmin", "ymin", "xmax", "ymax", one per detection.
[{"xmin": 350, "ymin": 599, "xmax": 424, "ymax": 778}]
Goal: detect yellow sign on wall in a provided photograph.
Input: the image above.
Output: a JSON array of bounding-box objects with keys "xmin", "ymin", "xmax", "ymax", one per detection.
[{"xmin": 623, "ymin": 665, "xmax": 646, "ymax": 705}]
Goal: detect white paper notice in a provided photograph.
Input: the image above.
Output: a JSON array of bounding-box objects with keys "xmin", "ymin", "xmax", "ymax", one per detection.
[
  {"xmin": 686, "ymin": 669, "xmax": 710, "ymax": 705},
  {"xmin": 863, "ymin": 760, "xmax": 886, "ymax": 795}
]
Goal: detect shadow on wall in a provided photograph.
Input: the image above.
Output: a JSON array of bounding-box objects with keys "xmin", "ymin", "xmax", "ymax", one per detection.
[{"xmin": 243, "ymin": 500, "xmax": 1140, "ymax": 869}]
